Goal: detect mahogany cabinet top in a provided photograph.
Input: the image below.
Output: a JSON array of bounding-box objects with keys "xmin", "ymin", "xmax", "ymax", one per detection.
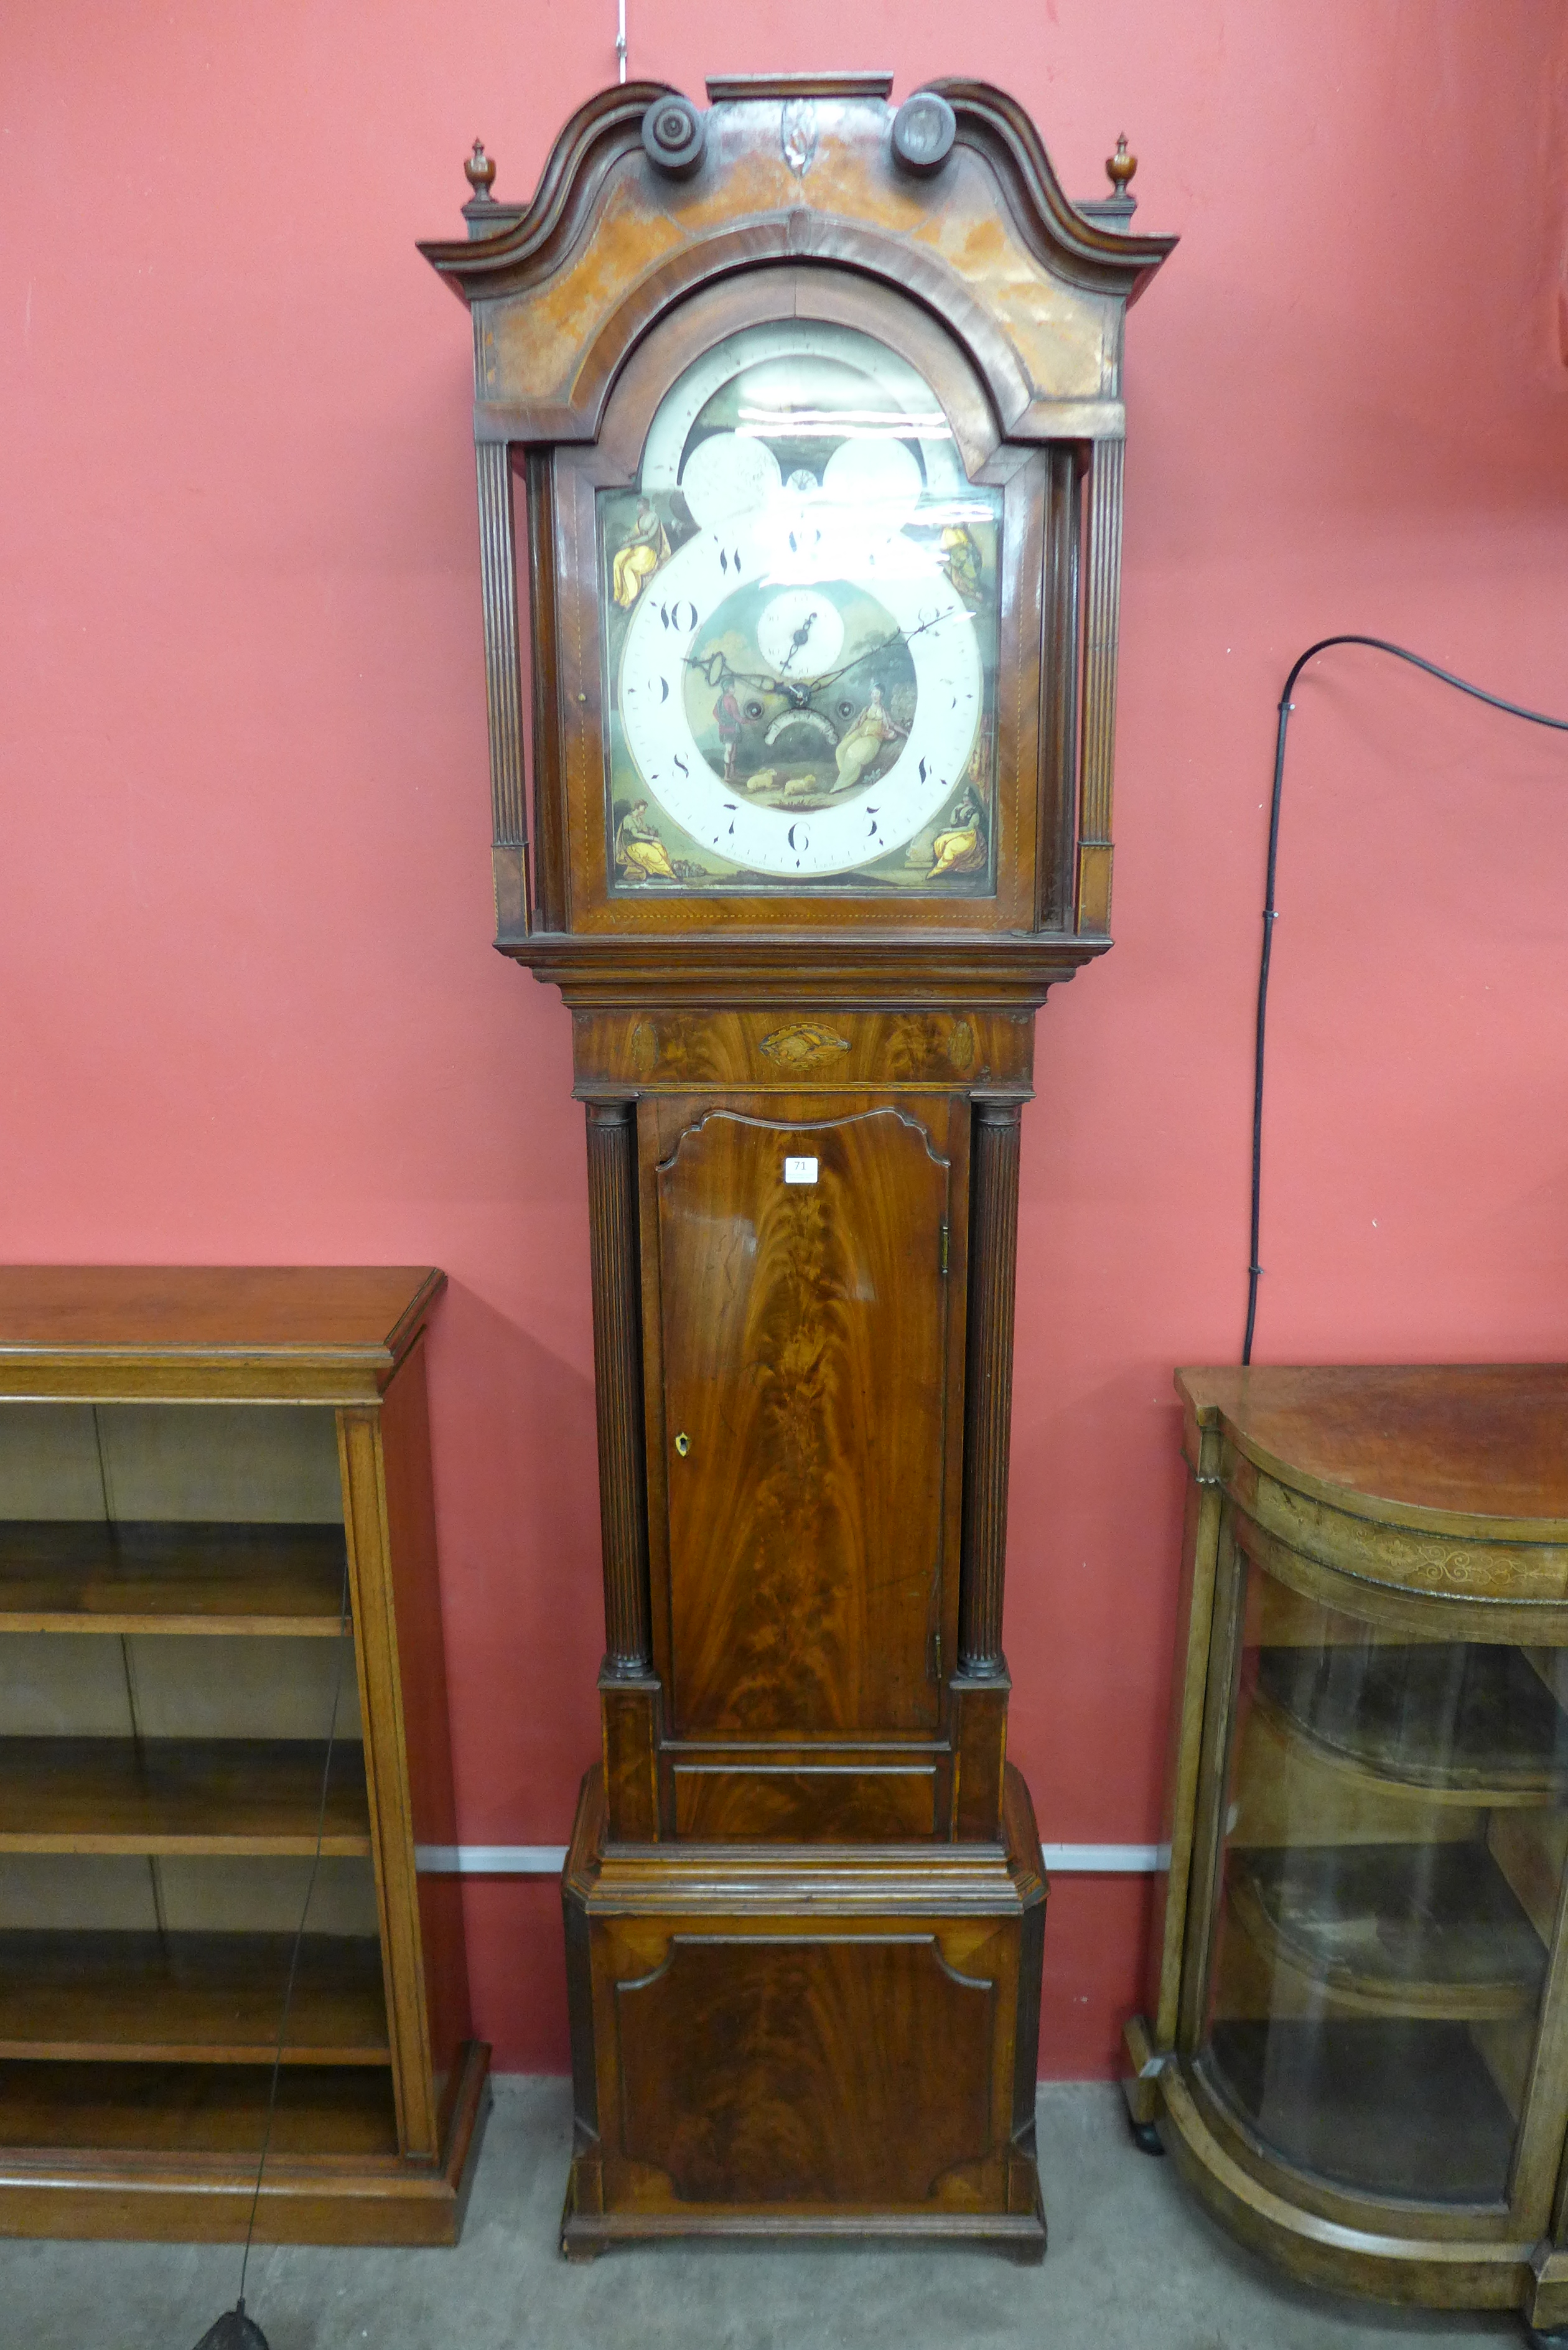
[
  {"xmin": 0, "ymin": 1267, "xmax": 444, "ymax": 1403},
  {"xmin": 419, "ymin": 75, "xmax": 1175, "ymax": 448},
  {"xmin": 1178, "ymin": 1364, "xmax": 1568, "ymax": 1535}
]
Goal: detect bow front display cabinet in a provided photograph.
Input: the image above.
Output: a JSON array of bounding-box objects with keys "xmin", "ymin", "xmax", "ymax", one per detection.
[
  {"xmin": 0, "ymin": 1267, "xmax": 487, "ymax": 2245},
  {"xmin": 1126, "ymin": 1367, "xmax": 1568, "ymax": 2340},
  {"xmin": 421, "ymin": 72, "xmax": 1174, "ymax": 2255}
]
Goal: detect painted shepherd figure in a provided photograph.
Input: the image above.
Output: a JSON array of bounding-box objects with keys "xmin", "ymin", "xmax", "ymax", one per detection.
[{"xmin": 713, "ymin": 678, "xmax": 744, "ymax": 780}]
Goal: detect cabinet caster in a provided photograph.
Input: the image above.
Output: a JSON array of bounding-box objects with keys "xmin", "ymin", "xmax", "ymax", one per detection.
[{"xmin": 1129, "ymin": 2117, "xmax": 1165, "ymax": 2156}]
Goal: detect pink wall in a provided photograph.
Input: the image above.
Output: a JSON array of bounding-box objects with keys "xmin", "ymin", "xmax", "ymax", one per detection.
[{"xmin": 3, "ymin": 5, "xmax": 1566, "ymax": 2079}]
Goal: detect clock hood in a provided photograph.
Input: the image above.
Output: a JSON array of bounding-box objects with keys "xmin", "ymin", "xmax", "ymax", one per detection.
[{"xmin": 418, "ymin": 75, "xmax": 1175, "ymax": 452}]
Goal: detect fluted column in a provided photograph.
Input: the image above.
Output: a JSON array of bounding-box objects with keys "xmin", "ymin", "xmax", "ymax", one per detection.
[
  {"xmin": 958, "ymin": 1099, "xmax": 1024, "ymax": 1675},
  {"xmin": 584, "ymin": 1099, "xmax": 652, "ymax": 1675},
  {"xmin": 475, "ymin": 438, "xmax": 530, "ymax": 937},
  {"xmin": 1076, "ymin": 436, "xmax": 1125, "ymax": 937}
]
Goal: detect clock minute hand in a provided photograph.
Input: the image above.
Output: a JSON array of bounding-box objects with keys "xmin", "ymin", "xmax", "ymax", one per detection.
[{"xmin": 808, "ymin": 611, "xmax": 954, "ymax": 696}]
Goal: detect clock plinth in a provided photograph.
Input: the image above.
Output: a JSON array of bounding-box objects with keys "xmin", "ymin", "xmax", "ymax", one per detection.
[
  {"xmin": 560, "ymin": 1762, "xmax": 1047, "ymax": 2259},
  {"xmin": 422, "ymin": 75, "xmax": 1172, "ymax": 2254}
]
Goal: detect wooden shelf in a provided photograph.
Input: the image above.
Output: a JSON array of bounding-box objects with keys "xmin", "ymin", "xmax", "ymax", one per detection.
[
  {"xmin": 1256, "ymin": 1642, "xmax": 1568, "ymax": 1799},
  {"xmin": 0, "ymin": 2058, "xmax": 399, "ymax": 2157},
  {"xmin": 0, "ymin": 1739, "xmax": 370, "ymax": 1856},
  {"xmin": 1227, "ymin": 1842, "xmax": 1547, "ymax": 2022},
  {"xmin": 0, "ymin": 1521, "xmax": 348, "ymax": 1635},
  {"xmin": 0, "ymin": 1932, "xmax": 388, "ymax": 2065},
  {"xmin": 1204, "ymin": 2018, "xmax": 1518, "ymax": 2204}
]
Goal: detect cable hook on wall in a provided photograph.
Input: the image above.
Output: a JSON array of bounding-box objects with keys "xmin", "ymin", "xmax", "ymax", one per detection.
[
  {"xmin": 1243, "ymin": 635, "xmax": 1568, "ymax": 1367},
  {"xmin": 615, "ymin": 0, "xmax": 627, "ymax": 83}
]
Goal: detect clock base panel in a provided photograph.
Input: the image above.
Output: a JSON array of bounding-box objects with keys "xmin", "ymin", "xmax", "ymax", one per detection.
[{"xmin": 559, "ymin": 1762, "xmax": 1048, "ymax": 2259}]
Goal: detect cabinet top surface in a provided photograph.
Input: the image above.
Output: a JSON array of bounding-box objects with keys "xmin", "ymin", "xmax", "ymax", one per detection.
[
  {"xmin": 0, "ymin": 1268, "xmax": 444, "ymax": 1365},
  {"xmin": 1178, "ymin": 1364, "xmax": 1568, "ymax": 1528}
]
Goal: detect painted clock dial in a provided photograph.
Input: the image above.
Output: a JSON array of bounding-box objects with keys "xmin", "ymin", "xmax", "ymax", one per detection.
[{"xmin": 597, "ymin": 322, "xmax": 1002, "ymax": 893}]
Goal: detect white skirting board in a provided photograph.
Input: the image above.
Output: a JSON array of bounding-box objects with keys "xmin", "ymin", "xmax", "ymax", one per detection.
[{"xmin": 414, "ymin": 1842, "xmax": 1165, "ymax": 1876}]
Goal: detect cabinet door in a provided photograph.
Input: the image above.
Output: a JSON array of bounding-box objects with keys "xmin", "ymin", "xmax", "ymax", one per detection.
[{"xmin": 653, "ymin": 1098, "xmax": 959, "ymax": 1741}]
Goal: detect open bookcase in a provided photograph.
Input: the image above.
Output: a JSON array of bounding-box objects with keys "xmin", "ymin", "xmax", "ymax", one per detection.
[{"xmin": 0, "ymin": 1266, "xmax": 487, "ymax": 2243}]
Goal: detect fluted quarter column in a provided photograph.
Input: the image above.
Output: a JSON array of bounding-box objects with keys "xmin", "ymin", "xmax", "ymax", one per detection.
[
  {"xmin": 584, "ymin": 1098, "xmax": 653, "ymax": 1675},
  {"xmin": 958, "ymin": 1099, "xmax": 1024, "ymax": 1675},
  {"xmin": 475, "ymin": 438, "xmax": 530, "ymax": 939},
  {"xmin": 1076, "ymin": 436, "xmax": 1125, "ymax": 938}
]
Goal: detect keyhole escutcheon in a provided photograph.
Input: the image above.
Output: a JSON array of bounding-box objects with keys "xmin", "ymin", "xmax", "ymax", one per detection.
[{"xmin": 674, "ymin": 1431, "xmax": 691, "ymax": 1458}]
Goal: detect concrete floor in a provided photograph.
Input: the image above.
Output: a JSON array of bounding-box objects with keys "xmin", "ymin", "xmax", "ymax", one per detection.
[{"xmin": 0, "ymin": 2079, "xmax": 1529, "ymax": 2350}]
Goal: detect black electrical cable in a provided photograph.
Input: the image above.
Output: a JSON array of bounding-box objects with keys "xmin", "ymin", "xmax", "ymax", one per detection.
[
  {"xmin": 1243, "ymin": 635, "xmax": 1568, "ymax": 1367},
  {"xmin": 190, "ymin": 1556, "xmax": 353, "ymax": 2350}
]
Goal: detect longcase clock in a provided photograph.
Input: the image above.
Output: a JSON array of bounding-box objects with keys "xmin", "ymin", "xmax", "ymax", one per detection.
[{"xmin": 421, "ymin": 73, "xmax": 1172, "ymax": 2256}]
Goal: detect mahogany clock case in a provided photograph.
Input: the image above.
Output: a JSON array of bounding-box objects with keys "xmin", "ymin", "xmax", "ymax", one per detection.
[{"xmin": 421, "ymin": 73, "xmax": 1173, "ymax": 2255}]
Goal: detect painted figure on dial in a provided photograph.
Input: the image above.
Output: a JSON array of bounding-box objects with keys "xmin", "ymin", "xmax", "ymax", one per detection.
[
  {"xmin": 939, "ymin": 523, "xmax": 984, "ymax": 607},
  {"xmin": 927, "ymin": 785, "xmax": 988, "ymax": 879},
  {"xmin": 611, "ymin": 501, "xmax": 669, "ymax": 609},
  {"xmin": 833, "ymin": 685, "xmax": 905, "ymax": 793},
  {"xmin": 614, "ymin": 798, "xmax": 679, "ymax": 884},
  {"xmin": 713, "ymin": 676, "xmax": 744, "ymax": 780}
]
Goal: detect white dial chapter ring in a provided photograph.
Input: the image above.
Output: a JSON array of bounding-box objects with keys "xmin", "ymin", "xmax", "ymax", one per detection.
[{"xmin": 617, "ymin": 533, "xmax": 983, "ymax": 879}]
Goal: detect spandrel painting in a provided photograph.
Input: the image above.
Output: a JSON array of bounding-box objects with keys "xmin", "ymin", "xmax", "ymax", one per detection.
[{"xmin": 597, "ymin": 321, "xmax": 1002, "ymax": 895}]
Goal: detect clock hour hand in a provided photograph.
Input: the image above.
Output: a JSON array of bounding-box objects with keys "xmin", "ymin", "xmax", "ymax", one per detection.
[
  {"xmin": 684, "ymin": 648, "xmax": 817, "ymax": 709},
  {"xmin": 684, "ymin": 648, "xmax": 777, "ymax": 695}
]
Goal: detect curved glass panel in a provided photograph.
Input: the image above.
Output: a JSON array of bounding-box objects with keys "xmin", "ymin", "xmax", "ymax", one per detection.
[{"xmin": 1199, "ymin": 1557, "xmax": 1568, "ymax": 2204}]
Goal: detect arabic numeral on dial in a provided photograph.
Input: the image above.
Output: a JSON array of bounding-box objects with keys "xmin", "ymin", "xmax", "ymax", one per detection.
[
  {"xmin": 672, "ymin": 752, "xmax": 689, "ymax": 779},
  {"xmin": 722, "ymin": 802, "xmax": 737, "ymax": 839},
  {"xmin": 865, "ymin": 805, "xmax": 882, "ymax": 843},
  {"xmin": 659, "ymin": 599, "xmax": 700, "ymax": 634},
  {"xmin": 658, "ymin": 676, "xmax": 670, "ymax": 703},
  {"xmin": 788, "ymin": 822, "xmax": 810, "ymax": 854},
  {"xmin": 716, "ymin": 546, "xmax": 744, "ymax": 577}
]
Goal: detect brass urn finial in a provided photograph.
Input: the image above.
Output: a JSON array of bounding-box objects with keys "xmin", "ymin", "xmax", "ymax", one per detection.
[
  {"xmin": 464, "ymin": 139, "xmax": 497, "ymax": 200},
  {"xmin": 1106, "ymin": 133, "xmax": 1137, "ymax": 195}
]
